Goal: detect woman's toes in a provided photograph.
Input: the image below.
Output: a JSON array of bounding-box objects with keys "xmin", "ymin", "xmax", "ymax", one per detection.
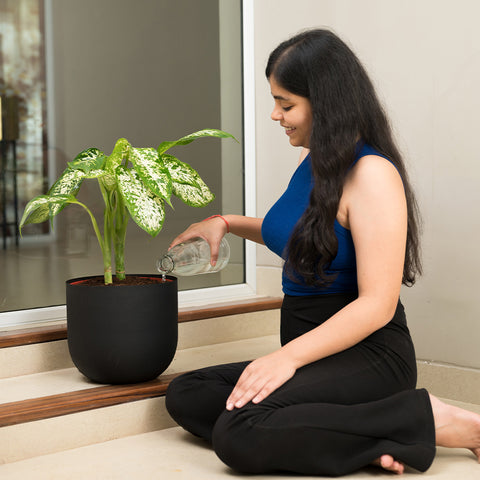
[{"xmin": 372, "ymin": 455, "xmax": 405, "ymax": 474}]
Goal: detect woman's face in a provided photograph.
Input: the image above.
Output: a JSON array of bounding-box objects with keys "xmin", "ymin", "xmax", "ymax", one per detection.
[{"xmin": 269, "ymin": 76, "xmax": 313, "ymax": 148}]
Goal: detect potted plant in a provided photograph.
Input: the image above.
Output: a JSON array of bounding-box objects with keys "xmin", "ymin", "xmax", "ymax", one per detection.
[{"xmin": 20, "ymin": 129, "xmax": 235, "ymax": 384}]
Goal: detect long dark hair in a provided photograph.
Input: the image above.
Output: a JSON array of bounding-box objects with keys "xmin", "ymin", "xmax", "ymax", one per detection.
[{"xmin": 266, "ymin": 28, "xmax": 422, "ymax": 287}]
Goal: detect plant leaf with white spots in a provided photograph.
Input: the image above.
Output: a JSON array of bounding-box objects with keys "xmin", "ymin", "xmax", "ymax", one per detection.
[
  {"xmin": 46, "ymin": 168, "xmax": 86, "ymax": 217},
  {"xmin": 157, "ymin": 128, "xmax": 236, "ymax": 155},
  {"xmin": 161, "ymin": 154, "xmax": 215, "ymax": 206},
  {"xmin": 68, "ymin": 148, "xmax": 106, "ymax": 173},
  {"xmin": 19, "ymin": 194, "xmax": 77, "ymax": 231},
  {"xmin": 105, "ymin": 138, "xmax": 131, "ymax": 172},
  {"xmin": 161, "ymin": 154, "xmax": 201, "ymax": 187},
  {"xmin": 116, "ymin": 166, "xmax": 165, "ymax": 237},
  {"xmin": 48, "ymin": 168, "xmax": 85, "ymax": 195},
  {"xmin": 172, "ymin": 176, "xmax": 215, "ymax": 207},
  {"xmin": 129, "ymin": 147, "xmax": 173, "ymax": 207}
]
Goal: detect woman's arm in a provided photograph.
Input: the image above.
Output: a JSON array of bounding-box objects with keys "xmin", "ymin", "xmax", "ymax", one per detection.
[
  {"xmin": 226, "ymin": 155, "xmax": 408, "ymax": 409},
  {"xmin": 169, "ymin": 215, "xmax": 264, "ymax": 265},
  {"xmin": 223, "ymin": 215, "xmax": 265, "ymax": 245}
]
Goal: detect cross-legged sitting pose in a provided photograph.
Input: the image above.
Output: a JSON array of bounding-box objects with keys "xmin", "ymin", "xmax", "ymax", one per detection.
[{"xmin": 165, "ymin": 28, "xmax": 480, "ymax": 476}]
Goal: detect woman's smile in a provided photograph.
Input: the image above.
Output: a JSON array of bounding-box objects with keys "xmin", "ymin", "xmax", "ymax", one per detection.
[{"xmin": 270, "ymin": 76, "xmax": 313, "ymax": 148}]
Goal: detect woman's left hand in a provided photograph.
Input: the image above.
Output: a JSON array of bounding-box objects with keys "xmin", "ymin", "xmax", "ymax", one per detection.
[{"xmin": 226, "ymin": 350, "xmax": 297, "ymax": 410}]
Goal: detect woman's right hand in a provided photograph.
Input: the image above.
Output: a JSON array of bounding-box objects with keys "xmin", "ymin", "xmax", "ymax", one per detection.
[{"xmin": 169, "ymin": 216, "xmax": 228, "ymax": 266}]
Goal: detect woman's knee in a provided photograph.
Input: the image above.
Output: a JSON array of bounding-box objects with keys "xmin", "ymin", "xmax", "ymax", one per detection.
[
  {"xmin": 212, "ymin": 408, "xmax": 267, "ymax": 474},
  {"xmin": 165, "ymin": 373, "xmax": 194, "ymax": 422}
]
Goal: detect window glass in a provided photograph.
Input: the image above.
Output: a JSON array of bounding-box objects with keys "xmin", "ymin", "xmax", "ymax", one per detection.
[{"xmin": 0, "ymin": 0, "xmax": 245, "ymax": 314}]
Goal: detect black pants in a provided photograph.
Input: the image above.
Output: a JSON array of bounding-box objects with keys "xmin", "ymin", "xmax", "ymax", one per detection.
[{"xmin": 166, "ymin": 293, "xmax": 436, "ymax": 476}]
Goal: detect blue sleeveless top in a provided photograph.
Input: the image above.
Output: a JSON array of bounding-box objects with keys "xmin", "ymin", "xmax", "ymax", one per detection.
[{"xmin": 262, "ymin": 143, "xmax": 390, "ymax": 296}]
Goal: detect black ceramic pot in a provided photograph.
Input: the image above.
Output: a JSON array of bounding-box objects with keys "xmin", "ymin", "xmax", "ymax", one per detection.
[{"xmin": 66, "ymin": 275, "xmax": 178, "ymax": 384}]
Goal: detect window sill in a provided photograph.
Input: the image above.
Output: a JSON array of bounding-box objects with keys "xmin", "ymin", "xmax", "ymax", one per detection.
[{"xmin": 0, "ymin": 296, "xmax": 283, "ymax": 349}]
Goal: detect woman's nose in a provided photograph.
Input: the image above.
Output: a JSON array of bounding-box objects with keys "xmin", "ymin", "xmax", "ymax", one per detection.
[{"xmin": 271, "ymin": 106, "xmax": 282, "ymax": 122}]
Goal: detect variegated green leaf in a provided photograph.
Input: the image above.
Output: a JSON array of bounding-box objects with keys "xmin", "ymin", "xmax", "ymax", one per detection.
[
  {"xmin": 161, "ymin": 154, "xmax": 201, "ymax": 187},
  {"xmin": 105, "ymin": 138, "xmax": 131, "ymax": 172},
  {"xmin": 19, "ymin": 196, "xmax": 53, "ymax": 228},
  {"xmin": 68, "ymin": 148, "xmax": 106, "ymax": 173},
  {"xmin": 19, "ymin": 194, "xmax": 77, "ymax": 230},
  {"xmin": 116, "ymin": 166, "xmax": 165, "ymax": 237},
  {"xmin": 172, "ymin": 176, "xmax": 215, "ymax": 207},
  {"xmin": 161, "ymin": 154, "xmax": 215, "ymax": 206},
  {"xmin": 47, "ymin": 168, "xmax": 86, "ymax": 217},
  {"xmin": 129, "ymin": 147, "xmax": 173, "ymax": 206},
  {"xmin": 157, "ymin": 128, "xmax": 236, "ymax": 155},
  {"xmin": 49, "ymin": 168, "xmax": 85, "ymax": 195}
]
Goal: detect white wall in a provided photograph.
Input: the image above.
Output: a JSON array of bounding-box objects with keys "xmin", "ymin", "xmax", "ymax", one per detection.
[{"xmin": 253, "ymin": 0, "xmax": 480, "ymax": 369}]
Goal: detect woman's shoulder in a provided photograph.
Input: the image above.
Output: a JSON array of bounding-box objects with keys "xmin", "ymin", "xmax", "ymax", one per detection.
[
  {"xmin": 342, "ymin": 145, "xmax": 403, "ymax": 209},
  {"xmin": 338, "ymin": 151, "xmax": 406, "ymax": 230},
  {"xmin": 348, "ymin": 153, "xmax": 402, "ymax": 192},
  {"xmin": 351, "ymin": 142, "xmax": 399, "ymax": 180}
]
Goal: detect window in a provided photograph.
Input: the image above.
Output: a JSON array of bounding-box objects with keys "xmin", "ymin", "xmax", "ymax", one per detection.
[{"xmin": 0, "ymin": 0, "xmax": 255, "ymax": 327}]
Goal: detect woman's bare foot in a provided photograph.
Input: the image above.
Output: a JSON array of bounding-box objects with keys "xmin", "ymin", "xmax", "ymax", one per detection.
[
  {"xmin": 429, "ymin": 394, "xmax": 480, "ymax": 461},
  {"xmin": 372, "ymin": 455, "xmax": 405, "ymax": 474}
]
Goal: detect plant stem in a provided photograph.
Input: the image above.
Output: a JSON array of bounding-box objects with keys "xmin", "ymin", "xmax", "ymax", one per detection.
[
  {"xmin": 102, "ymin": 140, "xmax": 130, "ymax": 283},
  {"xmin": 103, "ymin": 193, "xmax": 115, "ymax": 284},
  {"xmin": 103, "ymin": 222, "xmax": 113, "ymax": 284},
  {"xmin": 98, "ymin": 179, "xmax": 113, "ymax": 284},
  {"xmin": 114, "ymin": 194, "xmax": 128, "ymax": 280},
  {"xmin": 69, "ymin": 198, "xmax": 110, "ymax": 282}
]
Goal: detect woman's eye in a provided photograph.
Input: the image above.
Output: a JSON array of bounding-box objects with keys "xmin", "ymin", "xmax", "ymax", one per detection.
[{"xmin": 283, "ymin": 106, "xmax": 293, "ymax": 112}]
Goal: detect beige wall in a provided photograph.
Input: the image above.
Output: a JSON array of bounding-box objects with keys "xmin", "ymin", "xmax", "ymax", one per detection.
[{"xmin": 253, "ymin": 0, "xmax": 480, "ymax": 369}]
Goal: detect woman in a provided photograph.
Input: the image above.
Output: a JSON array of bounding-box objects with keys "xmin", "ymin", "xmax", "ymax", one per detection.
[{"xmin": 165, "ymin": 29, "xmax": 480, "ymax": 476}]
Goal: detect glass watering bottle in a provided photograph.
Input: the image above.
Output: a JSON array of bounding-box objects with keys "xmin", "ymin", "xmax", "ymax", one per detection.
[{"xmin": 156, "ymin": 237, "xmax": 230, "ymax": 276}]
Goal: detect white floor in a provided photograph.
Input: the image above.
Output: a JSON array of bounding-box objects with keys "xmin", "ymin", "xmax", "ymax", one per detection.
[{"xmin": 1, "ymin": 423, "xmax": 479, "ymax": 480}]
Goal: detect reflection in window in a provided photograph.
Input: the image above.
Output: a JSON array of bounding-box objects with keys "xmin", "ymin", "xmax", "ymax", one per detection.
[{"xmin": 0, "ymin": 0, "xmax": 48, "ymax": 243}]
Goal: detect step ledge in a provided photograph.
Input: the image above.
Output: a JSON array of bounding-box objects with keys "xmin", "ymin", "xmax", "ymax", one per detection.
[
  {"xmin": 0, "ymin": 373, "xmax": 179, "ymax": 428},
  {"xmin": 0, "ymin": 296, "xmax": 283, "ymax": 349},
  {"xmin": 0, "ymin": 334, "xmax": 280, "ymax": 429}
]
